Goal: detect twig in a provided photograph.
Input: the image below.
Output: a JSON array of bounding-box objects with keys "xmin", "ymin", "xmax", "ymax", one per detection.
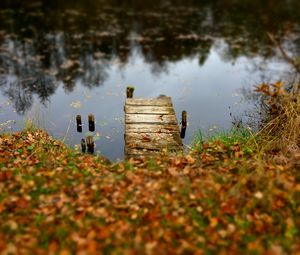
[
  {"xmin": 63, "ymin": 119, "xmax": 72, "ymax": 143},
  {"xmin": 291, "ymin": 74, "xmax": 300, "ymax": 94},
  {"xmin": 267, "ymin": 32, "xmax": 300, "ymax": 73}
]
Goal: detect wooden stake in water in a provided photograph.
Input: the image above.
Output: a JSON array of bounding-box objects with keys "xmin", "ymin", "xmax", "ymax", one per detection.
[
  {"xmin": 126, "ymin": 87, "xmax": 134, "ymax": 98},
  {"xmin": 76, "ymin": 115, "xmax": 82, "ymax": 133},
  {"xmin": 81, "ymin": 138, "xmax": 86, "ymax": 153},
  {"xmin": 88, "ymin": 114, "xmax": 95, "ymax": 132},
  {"xmin": 180, "ymin": 110, "xmax": 187, "ymax": 139},
  {"xmin": 86, "ymin": 136, "xmax": 94, "ymax": 154}
]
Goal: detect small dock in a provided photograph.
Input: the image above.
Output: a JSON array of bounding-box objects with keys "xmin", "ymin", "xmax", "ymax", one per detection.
[{"xmin": 125, "ymin": 92, "xmax": 183, "ymax": 158}]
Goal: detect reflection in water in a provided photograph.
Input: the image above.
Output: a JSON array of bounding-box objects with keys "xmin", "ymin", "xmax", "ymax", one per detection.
[
  {"xmin": 0, "ymin": 0, "xmax": 299, "ymax": 159},
  {"xmin": 1, "ymin": 75, "xmax": 56, "ymax": 114}
]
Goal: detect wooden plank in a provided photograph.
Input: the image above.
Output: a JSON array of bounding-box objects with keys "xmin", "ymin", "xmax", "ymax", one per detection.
[
  {"xmin": 125, "ymin": 148, "xmax": 180, "ymax": 158},
  {"xmin": 125, "ymin": 114, "xmax": 177, "ymax": 124},
  {"xmin": 126, "ymin": 132, "xmax": 182, "ymax": 142},
  {"xmin": 125, "ymin": 147, "xmax": 160, "ymax": 158},
  {"xmin": 126, "ymin": 123, "xmax": 179, "ymax": 133},
  {"xmin": 126, "ymin": 98, "xmax": 172, "ymax": 106},
  {"xmin": 125, "ymin": 105, "xmax": 175, "ymax": 115},
  {"xmin": 125, "ymin": 133, "xmax": 182, "ymax": 150},
  {"xmin": 125, "ymin": 148, "xmax": 159, "ymax": 156},
  {"xmin": 126, "ymin": 141, "xmax": 182, "ymax": 150}
]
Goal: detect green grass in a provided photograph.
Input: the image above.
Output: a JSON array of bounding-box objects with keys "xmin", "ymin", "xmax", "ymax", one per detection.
[{"xmin": 192, "ymin": 127, "xmax": 257, "ymax": 155}]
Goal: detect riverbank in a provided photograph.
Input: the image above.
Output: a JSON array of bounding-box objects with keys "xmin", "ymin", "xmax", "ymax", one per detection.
[{"xmin": 0, "ymin": 83, "xmax": 300, "ymax": 254}]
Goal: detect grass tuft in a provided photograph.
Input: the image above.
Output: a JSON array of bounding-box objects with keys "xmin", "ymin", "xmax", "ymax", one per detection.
[
  {"xmin": 192, "ymin": 126, "xmax": 256, "ymax": 155},
  {"xmin": 254, "ymin": 81, "xmax": 300, "ymax": 156}
]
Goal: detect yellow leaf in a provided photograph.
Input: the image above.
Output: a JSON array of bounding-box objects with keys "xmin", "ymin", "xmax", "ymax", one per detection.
[
  {"xmin": 210, "ymin": 217, "xmax": 218, "ymax": 228},
  {"xmin": 254, "ymin": 191, "xmax": 263, "ymax": 199},
  {"xmin": 185, "ymin": 155, "xmax": 195, "ymax": 164},
  {"xmin": 168, "ymin": 167, "xmax": 178, "ymax": 176}
]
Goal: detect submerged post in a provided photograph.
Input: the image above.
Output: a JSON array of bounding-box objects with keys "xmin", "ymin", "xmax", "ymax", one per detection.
[
  {"xmin": 88, "ymin": 114, "xmax": 95, "ymax": 132},
  {"xmin": 76, "ymin": 115, "xmax": 82, "ymax": 133},
  {"xmin": 81, "ymin": 138, "xmax": 86, "ymax": 153},
  {"xmin": 86, "ymin": 136, "xmax": 94, "ymax": 154},
  {"xmin": 180, "ymin": 110, "xmax": 187, "ymax": 139},
  {"xmin": 126, "ymin": 86, "xmax": 134, "ymax": 98}
]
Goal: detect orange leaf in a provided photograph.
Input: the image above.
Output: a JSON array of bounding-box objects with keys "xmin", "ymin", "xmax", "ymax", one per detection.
[{"xmin": 210, "ymin": 217, "xmax": 218, "ymax": 228}]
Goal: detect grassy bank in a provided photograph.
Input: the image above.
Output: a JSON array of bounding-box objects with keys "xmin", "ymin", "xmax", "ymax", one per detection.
[{"xmin": 0, "ymin": 83, "xmax": 300, "ymax": 254}]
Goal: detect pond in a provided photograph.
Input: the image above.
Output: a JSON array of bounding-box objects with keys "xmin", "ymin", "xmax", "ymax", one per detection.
[{"xmin": 0, "ymin": 0, "xmax": 299, "ymax": 160}]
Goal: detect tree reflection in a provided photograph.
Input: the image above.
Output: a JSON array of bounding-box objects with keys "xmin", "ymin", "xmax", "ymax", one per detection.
[{"xmin": 0, "ymin": 0, "xmax": 300, "ymax": 114}]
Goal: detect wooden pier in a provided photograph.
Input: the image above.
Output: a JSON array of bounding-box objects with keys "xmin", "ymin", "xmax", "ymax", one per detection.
[{"xmin": 125, "ymin": 94, "xmax": 183, "ymax": 158}]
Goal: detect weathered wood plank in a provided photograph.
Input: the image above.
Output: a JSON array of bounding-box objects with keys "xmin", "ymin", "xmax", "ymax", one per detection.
[
  {"xmin": 125, "ymin": 133, "xmax": 182, "ymax": 150},
  {"xmin": 126, "ymin": 123, "xmax": 179, "ymax": 133},
  {"xmin": 125, "ymin": 149, "xmax": 162, "ymax": 158},
  {"xmin": 126, "ymin": 132, "xmax": 182, "ymax": 142},
  {"xmin": 126, "ymin": 141, "xmax": 182, "ymax": 150},
  {"xmin": 126, "ymin": 98, "xmax": 172, "ymax": 106},
  {"xmin": 126, "ymin": 114, "xmax": 177, "ymax": 124},
  {"xmin": 125, "ymin": 105, "xmax": 175, "ymax": 115},
  {"xmin": 125, "ymin": 148, "xmax": 159, "ymax": 156}
]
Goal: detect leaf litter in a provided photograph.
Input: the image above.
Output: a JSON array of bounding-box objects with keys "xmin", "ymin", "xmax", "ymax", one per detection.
[{"xmin": 0, "ymin": 127, "xmax": 299, "ymax": 254}]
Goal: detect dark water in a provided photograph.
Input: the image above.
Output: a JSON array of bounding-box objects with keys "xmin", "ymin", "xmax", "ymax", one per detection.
[{"xmin": 0, "ymin": 0, "xmax": 299, "ymax": 160}]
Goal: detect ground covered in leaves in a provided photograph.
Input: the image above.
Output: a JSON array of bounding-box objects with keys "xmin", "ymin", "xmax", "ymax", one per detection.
[{"xmin": 0, "ymin": 130, "xmax": 300, "ymax": 254}]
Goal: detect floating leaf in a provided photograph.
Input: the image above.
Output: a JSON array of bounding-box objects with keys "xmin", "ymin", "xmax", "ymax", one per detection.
[{"xmin": 70, "ymin": 100, "xmax": 82, "ymax": 109}]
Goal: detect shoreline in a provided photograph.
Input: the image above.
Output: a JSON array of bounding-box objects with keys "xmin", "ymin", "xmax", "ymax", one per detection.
[{"xmin": 0, "ymin": 82, "xmax": 299, "ymax": 253}]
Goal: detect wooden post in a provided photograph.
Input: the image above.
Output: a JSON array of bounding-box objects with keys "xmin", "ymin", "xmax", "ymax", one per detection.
[
  {"xmin": 76, "ymin": 115, "xmax": 82, "ymax": 133},
  {"xmin": 180, "ymin": 110, "xmax": 187, "ymax": 139},
  {"xmin": 86, "ymin": 136, "xmax": 94, "ymax": 154},
  {"xmin": 88, "ymin": 114, "xmax": 95, "ymax": 132},
  {"xmin": 182, "ymin": 111, "xmax": 187, "ymax": 128},
  {"xmin": 126, "ymin": 87, "xmax": 134, "ymax": 98},
  {"xmin": 81, "ymin": 138, "xmax": 86, "ymax": 153}
]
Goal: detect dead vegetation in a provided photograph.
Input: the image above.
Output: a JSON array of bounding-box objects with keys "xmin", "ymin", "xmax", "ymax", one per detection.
[{"xmin": 254, "ymin": 81, "xmax": 300, "ymax": 158}]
